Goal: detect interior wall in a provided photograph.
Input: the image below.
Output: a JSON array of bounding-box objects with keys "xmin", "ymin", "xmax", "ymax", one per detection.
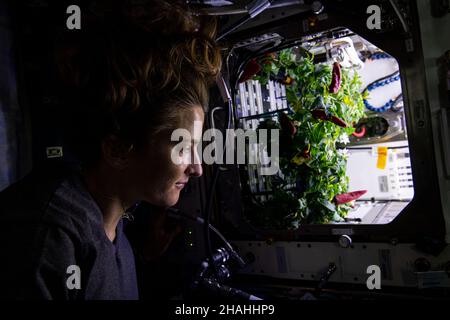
[
  {"xmin": 0, "ymin": 0, "xmax": 21, "ymax": 191},
  {"xmin": 417, "ymin": 0, "xmax": 450, "ymax": 242}
]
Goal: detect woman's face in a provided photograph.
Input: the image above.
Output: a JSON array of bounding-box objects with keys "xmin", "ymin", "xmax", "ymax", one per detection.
[{"xmin": 126, "ymin": 106, "xmax": 204, "ymax": 208}]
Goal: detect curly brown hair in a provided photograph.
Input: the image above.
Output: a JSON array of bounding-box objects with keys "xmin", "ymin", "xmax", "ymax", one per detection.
[{"xmin": 55, "ymin": 0, "xmax": 222, "ymax": 166}]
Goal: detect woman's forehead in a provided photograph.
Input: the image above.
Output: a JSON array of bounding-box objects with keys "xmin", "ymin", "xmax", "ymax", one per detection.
[
  {"xmin": 176, "ymin": 106, "xmax": 204, "ymax": 128},
  {"xmin": 150, "ymin": 106, "xmax": 204, "ymax": 144}
]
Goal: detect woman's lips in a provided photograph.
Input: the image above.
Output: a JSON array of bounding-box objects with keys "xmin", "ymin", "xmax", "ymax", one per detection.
[{"xmin": 175, "ymin": 181, "xmax": 188, "ymax": 189}]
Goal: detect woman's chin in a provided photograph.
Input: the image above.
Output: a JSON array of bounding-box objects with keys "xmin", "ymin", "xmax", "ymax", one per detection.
[
  {"xmin": 160, "ymin": 192, "xmax": 180, "ymax": 208},
  {"xmin": 144, "ymin": 189, "xmax": 180, "ymax": 208}
]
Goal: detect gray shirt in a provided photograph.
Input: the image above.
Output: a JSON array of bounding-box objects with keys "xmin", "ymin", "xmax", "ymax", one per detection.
[{"xmin": 0, "ymin": 165, "xmax": 139, "ymax": 300}]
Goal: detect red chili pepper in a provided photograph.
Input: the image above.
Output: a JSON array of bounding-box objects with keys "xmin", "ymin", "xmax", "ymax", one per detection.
[
  {"xmin": 329, "ymin": 62, "xmax": 342, "ymax": 94},
  {"xmin": 334, "ymin": 190, "xmax": 367, "ymax": 205},
  {"xmin": 265, "ymin": 52, "xmax": 276, "ymax": 58},
  {"xmin": 311, "ymin": 108, "xmax": 328, "ymax": 121},
  {"xmin": 352, "ymin": 125, "xmax": 366, "ymax": 138},
  {"xmin": 302, "ymin": 144, "xmax": 311, "ymax": 158},
  {"xmin": 238, "ymin": 59, "xmax": 261, "ymax": 83},
  {"xmin": 330, "ymin": 115, "xmax": 348, "ymax": 128},
  {"xmin": 259, "ymin": 52, "xmax": 276, "ymax": 65},
  {"xmin": 279, "ymin": 112, "xmax": 297, "ymax": 138},
  {"xmin": 312, "ymin": 108, "xmax": 347, "ymax": 127}
]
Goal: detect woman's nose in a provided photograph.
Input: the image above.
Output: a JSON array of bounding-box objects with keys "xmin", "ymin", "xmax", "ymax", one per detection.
[
  {"xmin": 187, "ymin": 163, "xmax": 203, "ymax": 178},
  {"xmin": 187, "ymin": 147, "xmax": 203, "ymax": 177}
]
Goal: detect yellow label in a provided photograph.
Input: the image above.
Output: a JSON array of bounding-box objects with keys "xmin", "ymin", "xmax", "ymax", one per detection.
[{"xmin": 377, "ymin": 147, "xmax": 388, "ymax": 169}]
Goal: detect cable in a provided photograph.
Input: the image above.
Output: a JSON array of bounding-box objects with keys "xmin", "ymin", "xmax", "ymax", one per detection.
[
  {"xmin": 204, "ymin": 165, "xmax": 221, "ymax": 275},
  {"xmin": 217, "ymin": 14, "xmax": 252, "ymax": 41},
  {"xmin": 362, "ymin": 70, "xmax": 401, "ymax": 113},
  {"xmin": 217, "ymin": 0, "xmax": 273, "ymax": 41},
  {"xmin": 346, "ymin": 146, "xmax": 410, "ymax": 151},
  {"xmin": 391, "ymin": 93, "xmax": 404, "ymax": 112},
  {"xmin": 362, "ymin": 70, "xmax": 400, "ymax": 93},
  {"xmin": 200, "ymin": 0, "xmax": 305, "ymax": 16},
  {"xmin": 203, "ymin": 76, "xmax": 234, "ymax": 276},
  {"xmin": 369, "ymin": 52, "xmax": 393, "ymax": 60},
  {"xmin": 388, "ymin": 0, "xmax": 409, "ymax": 34},
  {"xmin": 167, "ymin": 208, "xmax": 246, "ymax": 267}
]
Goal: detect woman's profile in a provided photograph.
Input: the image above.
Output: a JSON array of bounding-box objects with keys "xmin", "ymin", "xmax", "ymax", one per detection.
[{"xmin": 0, "ymin": 0, "xmax": 222, "ymax": 300}]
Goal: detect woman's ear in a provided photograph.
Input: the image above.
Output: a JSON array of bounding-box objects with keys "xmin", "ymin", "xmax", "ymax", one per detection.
[{"xmin": 101, "ymin": 135, "xmax": 134, "ymax": 169}]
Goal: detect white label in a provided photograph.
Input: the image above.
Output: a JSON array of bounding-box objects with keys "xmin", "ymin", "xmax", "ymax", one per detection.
[
  {"xmin": 46, "ymin": 146, "xmax": 63, "ymax": 159},
  {"xmin": 378, "ymin": 175, "xmax": 389, "ymax": 192}
]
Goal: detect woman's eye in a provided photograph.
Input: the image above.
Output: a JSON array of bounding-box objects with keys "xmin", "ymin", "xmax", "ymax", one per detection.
[{"xmin": 179, "ymin": 144, "xmax": 191, "ymax": 156}]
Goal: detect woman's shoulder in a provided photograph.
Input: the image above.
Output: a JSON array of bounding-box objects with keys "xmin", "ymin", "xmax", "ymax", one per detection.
[{"xmin": 0, "ymin": 162, "xmax": 104, "ymax": 244}]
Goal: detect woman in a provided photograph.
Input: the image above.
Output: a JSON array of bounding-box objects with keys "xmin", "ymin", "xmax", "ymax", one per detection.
[{"xmin": 0, "ymin": 0, "xmax": 221, "ymax": 299}]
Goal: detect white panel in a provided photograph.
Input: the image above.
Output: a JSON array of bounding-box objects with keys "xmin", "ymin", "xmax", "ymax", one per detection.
[
  {"xmin": 346, "ymin": 141, "xmax": 413, "ymax": 201},
  {"xmin": 234, "ymin": 241, "xmax": 450, "ymax": 288},
  {"xmin": 268, "ymin": 81, "xmax": 276, "ymax": 112}
]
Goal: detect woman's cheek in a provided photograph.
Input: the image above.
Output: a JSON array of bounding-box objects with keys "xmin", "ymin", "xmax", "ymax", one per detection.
[{"xmin": 169, "ymin": 145, "xmax": 191, "ymax": 166}]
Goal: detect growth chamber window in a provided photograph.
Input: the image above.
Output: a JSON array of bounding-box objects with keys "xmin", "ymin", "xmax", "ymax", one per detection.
[{"xmin": 232, "ymin": 28, "xmax": 414, "ymax": 229}]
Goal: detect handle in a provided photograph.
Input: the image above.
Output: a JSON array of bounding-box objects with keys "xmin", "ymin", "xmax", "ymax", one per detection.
[{"xmin": 439, "ymin": 109, "xmax": 450, "ymax": 178}]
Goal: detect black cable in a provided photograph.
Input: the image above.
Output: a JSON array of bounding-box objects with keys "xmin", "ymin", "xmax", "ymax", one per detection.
[
  {"xmin": 391, "ymin": 93, "xmax": 404, "ymax": 112},
  {"xmin": 217, "ymin": 14, "xmax": 253, "ymax": 41},
  {"xmin": 346, "ymin": 146, "xmax": 410, "ymax": 151},
  {"xmin": 216, "ymin": 0, "xmax": 273, "ymax": 41},
  {"xmin": 167, "ymin": 208, "xmax": 246, "ymax": 268},
  {"xmin": 203, "ymin": 80, "xmax": 233, "ymax": 277},
  {"xmin": 362, "ymin": 70, "xmax": 400, "ymax": 93},
  {"xmin": 204, "ymin": 165, "xmax": 221, "ymax": 275}
]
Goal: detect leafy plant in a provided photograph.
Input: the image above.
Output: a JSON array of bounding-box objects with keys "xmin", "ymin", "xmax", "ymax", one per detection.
[{"xmin": 250, "ymin": 49, "xmax": 365, "ymax": 228}]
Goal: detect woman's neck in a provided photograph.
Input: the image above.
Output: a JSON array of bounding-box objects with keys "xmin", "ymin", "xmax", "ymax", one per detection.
[{"xmin": 81, "ymin": 166, "xmax": 129, "ymax": 242}]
